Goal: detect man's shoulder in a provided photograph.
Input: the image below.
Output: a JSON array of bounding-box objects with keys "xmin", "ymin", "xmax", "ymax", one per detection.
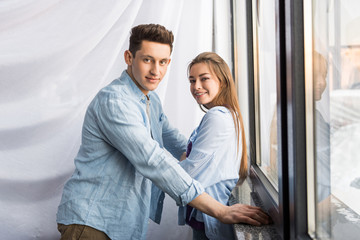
[{"xmin": 96, "ymin": 78, "xmax": 135, "ymax": 101}]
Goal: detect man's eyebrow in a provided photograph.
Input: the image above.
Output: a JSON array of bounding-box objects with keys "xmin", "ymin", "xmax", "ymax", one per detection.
[
  {"xmin": 141, "ymin": 55, "xmax": 155, "ymax": 59},
  {"xmin": 141, "ymin": 55, "xmax": 169, "ymax": 61}
]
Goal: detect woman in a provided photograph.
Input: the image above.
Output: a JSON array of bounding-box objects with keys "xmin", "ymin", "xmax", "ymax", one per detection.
[{"xmin": 179, "ymin": 52, "xmax": 249, "ymax": 240}]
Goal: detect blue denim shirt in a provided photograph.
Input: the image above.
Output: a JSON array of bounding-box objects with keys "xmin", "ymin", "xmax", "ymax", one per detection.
[
  {"xmin": 57, "ymin": 70, "xmax": 204, "ymax": 240},
  {"xmin": 178, "ymin": 106, "xmax": 241, "ymax": 240}
]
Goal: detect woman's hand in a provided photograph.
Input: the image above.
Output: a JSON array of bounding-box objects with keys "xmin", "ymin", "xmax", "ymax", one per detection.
[{"xmin": 180, "ymin": 152, "xmax": 187, "ymax": 161}]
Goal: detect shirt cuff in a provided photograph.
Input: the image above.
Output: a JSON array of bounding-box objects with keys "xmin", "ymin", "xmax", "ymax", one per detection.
[{"xmin": 177, "ymin": 179, "xmax": 204, "ymax": 206}]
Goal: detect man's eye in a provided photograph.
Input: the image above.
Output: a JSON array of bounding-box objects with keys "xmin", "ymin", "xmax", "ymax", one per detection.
[
  {"xmin": 144, "ymin": 58, "xmax": 151, "ymax": 63},
  {"xmin": 160, "ymin": 60, "xmax": 168, "ymax": 65},
  {"xmin": 189, "ymin": 79, "xmax": 195, "ymax": 83}
]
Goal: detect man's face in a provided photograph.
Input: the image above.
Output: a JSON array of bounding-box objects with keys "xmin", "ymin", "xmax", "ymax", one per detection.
[{"xmin": 125, "ymin": 40, "xmax": 171, "ymax": 95}]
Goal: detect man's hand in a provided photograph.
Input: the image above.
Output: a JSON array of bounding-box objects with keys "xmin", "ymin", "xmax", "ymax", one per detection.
[
  {"xmin": 189, "ymin": 193, "xmax": 270, "ymax": 226},
  {"xmin": 218, "ymin": 203, "xmax": 270, "ymax": 226}
]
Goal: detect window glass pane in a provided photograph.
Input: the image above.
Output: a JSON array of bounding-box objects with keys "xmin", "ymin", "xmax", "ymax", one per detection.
[
  {"xmin": 310, "ymin": 0, "xmax": 360, "ymax": 238},
  {"xmin": 253, "ymin": 0, "xmax": 278, "ymax": 191}
]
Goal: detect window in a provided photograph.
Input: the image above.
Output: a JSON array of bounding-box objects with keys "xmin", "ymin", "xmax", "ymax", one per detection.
[
  {"xmin": 233, "ymin": 0, "xmax": 360, "ymax": 239},
  {"xmin": 252, "ymin": 0, "xmax": 279, "ymax": 192},
  {"xmin": 233, "ymin": 0, "xmax": 287, "ymax": 237}
]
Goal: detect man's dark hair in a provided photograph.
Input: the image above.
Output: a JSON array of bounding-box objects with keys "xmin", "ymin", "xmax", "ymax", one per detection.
[{"xmin": 129, "ymin": 24, "xmax": 174, "ymax": 57}]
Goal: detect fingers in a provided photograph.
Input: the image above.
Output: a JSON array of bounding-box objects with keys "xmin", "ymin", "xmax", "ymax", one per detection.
[
  {"xmin": 251, "ymin": 208, "xmax": 270, "ymax": 222},
  {"xmin": 229, "ymin": 204, "xmax": 271, "ymax": 225},
  {"xmin": 251, "ymin": 209, "xmax": 270, "ymax": 225}
]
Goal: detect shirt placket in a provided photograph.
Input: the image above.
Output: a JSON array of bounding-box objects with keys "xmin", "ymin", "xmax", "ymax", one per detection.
[{"xmin": 146, "ymin": 95, "xmax": 153, "ymax": 138}]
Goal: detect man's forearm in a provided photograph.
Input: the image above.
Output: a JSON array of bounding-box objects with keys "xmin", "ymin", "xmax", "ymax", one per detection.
[{"xmin": 188, "ymin": 192, "xmax": 225, "ymax": 220}]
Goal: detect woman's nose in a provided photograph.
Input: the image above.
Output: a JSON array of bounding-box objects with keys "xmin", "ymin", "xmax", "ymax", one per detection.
[{"xmin": 194, "ymin": 80, "xmax": 201, "ymax": 89}]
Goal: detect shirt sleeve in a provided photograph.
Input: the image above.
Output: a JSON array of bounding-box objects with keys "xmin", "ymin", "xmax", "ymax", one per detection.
[
  {"xmin": 96, "ymin": 93, "xmax": 204, "ymax": 206},
  {"xmin": 180, "ymin": 108, "xmax": 234, "ymax": 188}
]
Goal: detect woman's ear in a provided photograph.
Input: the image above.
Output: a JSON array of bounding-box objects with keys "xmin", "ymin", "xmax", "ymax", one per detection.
[{"xmin": 124, "ymin": 50, "xmax": 133, "ymax": 65}]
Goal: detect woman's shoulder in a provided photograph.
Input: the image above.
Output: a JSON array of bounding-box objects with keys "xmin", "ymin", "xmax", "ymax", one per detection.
[
  {"xmin": 200, "ymin": 106, "xmax": 233, "ymax": 128},
  {"xmin": 208, "ymin": 105, "xmax": 230, "ymax": 114},
  {"xmin": 204, "ymin": 106, "xmax": 232, "ymax": 121}
]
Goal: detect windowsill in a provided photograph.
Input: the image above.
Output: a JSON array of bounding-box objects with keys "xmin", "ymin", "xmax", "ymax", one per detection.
[
  {"xmin": 322, "ymin": 194, "xmax": 360, "ymax": 239},
  {"xmin": 230, "ymin": 178, "xmax": 282, "ymax": 240}
]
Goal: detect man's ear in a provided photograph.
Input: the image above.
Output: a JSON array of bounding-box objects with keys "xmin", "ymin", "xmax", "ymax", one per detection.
[{"xmin": 124, "ymin": 50, "xmax": 133, "ymax": 65}]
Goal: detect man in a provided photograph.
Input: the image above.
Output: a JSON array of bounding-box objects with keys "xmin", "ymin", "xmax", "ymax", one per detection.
[{"xmin": 56, "ymin": 24, "xmax": 269, "ymax": 240}]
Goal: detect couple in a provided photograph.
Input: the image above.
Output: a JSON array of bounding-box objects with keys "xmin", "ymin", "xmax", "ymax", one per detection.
[{"xmin": 56, "ymin": 24, "xmax": 269, "ymax": 240}]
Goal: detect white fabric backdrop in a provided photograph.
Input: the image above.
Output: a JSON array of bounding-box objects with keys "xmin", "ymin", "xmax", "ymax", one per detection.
[{"xmin": 0, "ymin": 0, "xmax": 232, "ymax": 239}]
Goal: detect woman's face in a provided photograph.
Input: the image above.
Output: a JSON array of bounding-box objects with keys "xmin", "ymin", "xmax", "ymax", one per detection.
[{"xmin": 189, "ymin": 63, "xmax": 220, "ymax": 109}]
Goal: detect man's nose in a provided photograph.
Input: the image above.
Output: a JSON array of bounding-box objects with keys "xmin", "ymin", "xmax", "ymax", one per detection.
[{"xmin": 150, "ymin": 63, "xmax": 160, "ymax": 76}]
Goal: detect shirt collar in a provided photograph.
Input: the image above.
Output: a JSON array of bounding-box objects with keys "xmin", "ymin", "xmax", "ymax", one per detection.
[{"xmin": 119, "ymin": 70, "xmax": 152, "ymax": 103}]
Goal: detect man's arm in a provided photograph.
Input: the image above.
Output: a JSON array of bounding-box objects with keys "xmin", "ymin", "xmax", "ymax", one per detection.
[
  {"xmin": 189, "ymin": 192, "xmax": 270, "ymax": 225},
  {"xmin": 96, "ymin": 95, "xmax": 203, "ymax": 206},
  {"xmin": 97, "ymin": 94, "xmax": 269, "ymax": 225}
]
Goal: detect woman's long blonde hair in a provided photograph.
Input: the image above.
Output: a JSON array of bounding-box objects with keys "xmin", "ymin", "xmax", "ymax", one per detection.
[{"xmin": 188, "ymin": 52, "xmax": 248, "ymax": 180}]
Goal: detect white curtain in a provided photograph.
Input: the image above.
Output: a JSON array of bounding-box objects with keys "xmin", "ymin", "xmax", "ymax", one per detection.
[{"xmin": 0, "ymin": 0, "xmax": 232, "ymax": 239}]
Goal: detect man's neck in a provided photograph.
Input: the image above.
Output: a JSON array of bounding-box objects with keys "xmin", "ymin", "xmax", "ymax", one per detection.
[{"xmin": 126, "ymin": 68, "xmax": 149, "ymax": 96}]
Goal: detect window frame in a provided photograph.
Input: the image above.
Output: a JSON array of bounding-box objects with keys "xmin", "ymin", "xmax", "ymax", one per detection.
[
  {"xmin": 240, "ymin": 0, "xmax": 311, "ymax": 239},
  {"xmin": 246, "ymin": 0, "xmax": 288, "ymax": 238}
]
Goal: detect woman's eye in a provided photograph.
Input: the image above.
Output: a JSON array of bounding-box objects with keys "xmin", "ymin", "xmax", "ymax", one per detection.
[
  {"xmin": 201, "ymin": 77, "xmax": 209, "ymax": 81},
  {"xmin": 189, "ymin": 79, "xmax": 195, "ymax": 83}
]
